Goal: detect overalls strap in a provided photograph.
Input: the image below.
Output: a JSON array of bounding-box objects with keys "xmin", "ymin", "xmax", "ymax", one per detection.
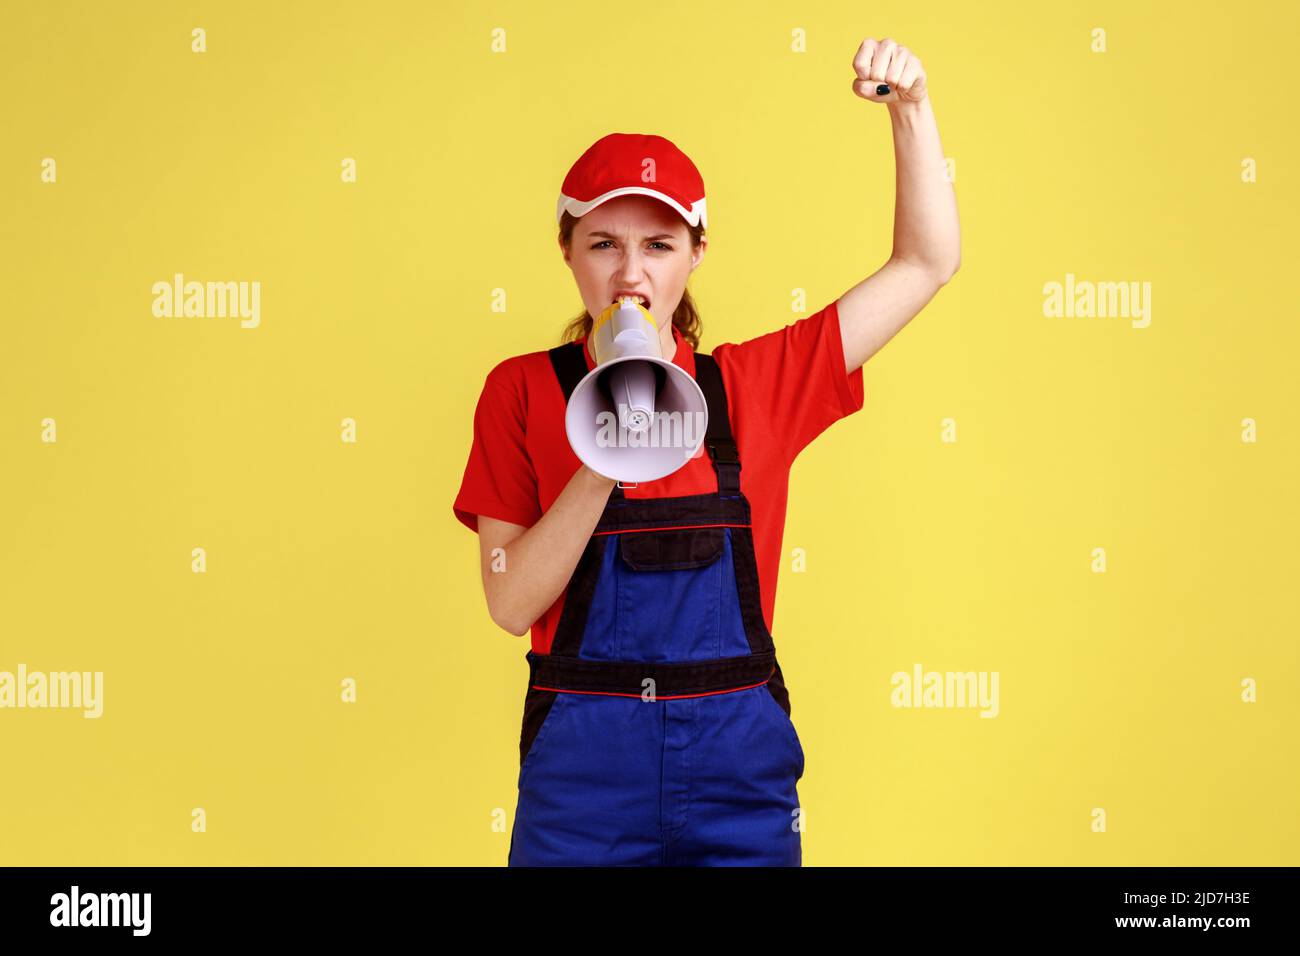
[
  {"xmin": 547, "ymin": 341, "xmax": 589, "ymax": 403},
  {"xmin": 692, "ymin": 353, "xmax": 741, "ymax": 496}
]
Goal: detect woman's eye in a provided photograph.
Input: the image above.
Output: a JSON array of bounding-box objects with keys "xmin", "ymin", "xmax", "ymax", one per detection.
[{"xmin": 591, "ymin": 240, "xmax": 672, "ymax": 250}]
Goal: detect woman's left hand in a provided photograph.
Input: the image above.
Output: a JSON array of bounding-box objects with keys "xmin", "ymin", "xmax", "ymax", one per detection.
[{"xmin": 851, "ymin": 37, "xmax": 928, "ymax": 106}]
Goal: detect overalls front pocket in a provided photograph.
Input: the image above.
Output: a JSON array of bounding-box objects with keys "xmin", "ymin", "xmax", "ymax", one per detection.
[
  {"xmin": 758, "ymin": 685, "xmax": 806, "ymax": 782},
  {"xmin": 517, "ymin": 688, "xmax": 567, "ymax": 784},
  {"xmin": 611, "ymin": 527, "xmax": 727, "ymax": 662}
]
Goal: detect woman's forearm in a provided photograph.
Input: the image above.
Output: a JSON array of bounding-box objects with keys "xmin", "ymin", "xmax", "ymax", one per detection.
[
  {"xmin": 837, "ymin": 41, "xmax": 961, "ymax": 372},
  {"xmin": 487, "ymin": 464, "xmax": 617, "ymax": 636},
  {"xmin": 887, "ymin": 95, "xmax": 961, "ymax": 278}
]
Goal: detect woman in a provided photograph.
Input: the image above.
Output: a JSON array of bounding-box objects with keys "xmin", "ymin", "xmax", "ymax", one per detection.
[{"xmin": 453, "ymin": 37, "xmax": 960, "ymax": 866}]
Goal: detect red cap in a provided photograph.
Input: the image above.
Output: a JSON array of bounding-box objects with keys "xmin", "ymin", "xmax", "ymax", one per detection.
[{"xmin": 556, "ymin": 133, "xmax": 707, "ymax": 229}]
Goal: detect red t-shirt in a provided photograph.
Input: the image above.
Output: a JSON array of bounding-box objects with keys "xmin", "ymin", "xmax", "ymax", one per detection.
[{"xmin": 453, "ymin": 298, "xmax": 865, "ymax": 653}]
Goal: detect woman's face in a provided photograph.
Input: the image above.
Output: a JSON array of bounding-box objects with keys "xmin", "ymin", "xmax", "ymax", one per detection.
[{"xmin": 560, "ymin": 194, "xmax": 706, "ymax": 344}]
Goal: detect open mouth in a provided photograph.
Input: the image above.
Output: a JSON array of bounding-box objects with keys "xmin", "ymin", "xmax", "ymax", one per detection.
[{"xmin": 613, "ymin": 294, "xmax": 651, "ymax": 309}]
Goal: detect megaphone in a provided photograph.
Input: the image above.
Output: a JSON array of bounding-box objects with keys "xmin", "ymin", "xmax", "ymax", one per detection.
[{"xmin": 565, "ymin": 297, "xmax": 709, "ymax": 483}]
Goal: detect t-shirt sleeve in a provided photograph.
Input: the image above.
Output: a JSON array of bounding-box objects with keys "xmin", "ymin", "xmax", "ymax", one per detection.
[
  {"xmin": 452, "ymin": 372, "xmax": 543, "ymax": 534},
  {"xmin": 713, "ymin": 298, "xmax": 864, "ymax": 466}
]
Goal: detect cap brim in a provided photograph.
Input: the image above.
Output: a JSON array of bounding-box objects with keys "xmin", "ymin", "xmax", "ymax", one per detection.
[{"xmin": 556, "ymin": 187, "xmax": 706, "ymax": 229}]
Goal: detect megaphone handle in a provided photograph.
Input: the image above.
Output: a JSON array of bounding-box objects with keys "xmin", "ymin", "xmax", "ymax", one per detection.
[{"xmin": 617, "ymin": 481, "xmax": 638, "ymax": 489}]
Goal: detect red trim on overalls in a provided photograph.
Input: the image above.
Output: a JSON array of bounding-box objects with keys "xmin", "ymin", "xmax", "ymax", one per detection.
[{"xmin": 592, "ymin": 522, "xmax": 751, "ymax": 536}]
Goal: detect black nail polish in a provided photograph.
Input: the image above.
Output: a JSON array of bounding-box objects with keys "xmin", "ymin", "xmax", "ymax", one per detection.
[{"xmin": 876, "ymin": 83, "xmax": 890, "ymax": 95}]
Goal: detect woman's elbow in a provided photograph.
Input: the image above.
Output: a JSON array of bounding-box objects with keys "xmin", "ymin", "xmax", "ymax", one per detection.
[
  {"xmin": 480, "ymin": 564, "xmax": 530, "ymax": 639},
  {"xmin": 497, "ymin": 614, "xmax": 531, "ymax": 638},
  {"xmin": 486, "ymin": 593, "xmax": 531, "ymax": 637}
]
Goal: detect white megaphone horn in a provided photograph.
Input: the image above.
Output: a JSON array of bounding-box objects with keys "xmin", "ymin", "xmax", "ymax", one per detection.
[{"xmin": 565, "ymin": 297, "xmax": 709, "ymax": 483}]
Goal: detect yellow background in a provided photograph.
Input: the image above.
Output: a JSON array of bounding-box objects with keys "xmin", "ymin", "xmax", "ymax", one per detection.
[{"xmin": 1, "ymin": 0, "xmax": 1296, "ymax": 866}]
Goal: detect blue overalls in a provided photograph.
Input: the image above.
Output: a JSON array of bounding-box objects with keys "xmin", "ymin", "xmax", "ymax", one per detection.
[{"xmin": 507, "ymin": 343, "xmax": 805, "ymax": 866}]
